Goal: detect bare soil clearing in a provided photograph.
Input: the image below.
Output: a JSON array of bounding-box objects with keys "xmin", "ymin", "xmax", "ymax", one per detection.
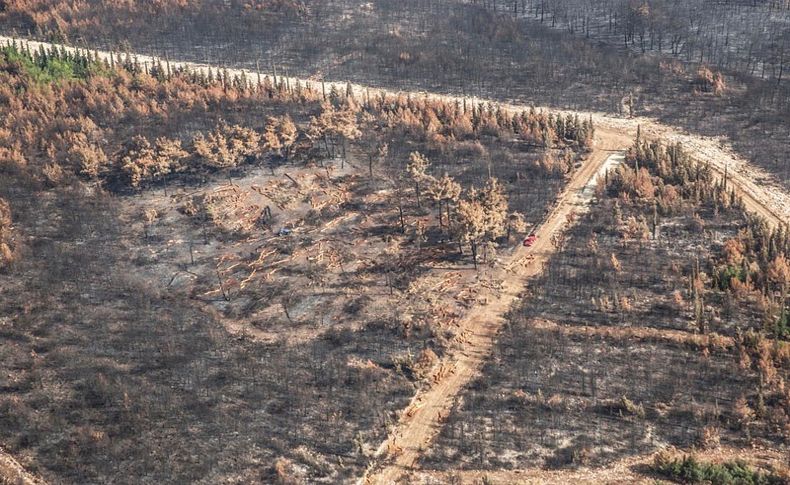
[{"xmin": 123, "ymin": 156, "xmax": 496, "ymax": 347}]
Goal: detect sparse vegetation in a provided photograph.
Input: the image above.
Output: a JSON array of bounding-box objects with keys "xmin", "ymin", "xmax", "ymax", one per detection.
[{"xmin": 653, "ymin": 450, "xmax": 786, "ymax": 485}]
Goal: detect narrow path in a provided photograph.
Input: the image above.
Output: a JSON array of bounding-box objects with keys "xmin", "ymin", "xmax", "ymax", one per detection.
[{"xmin": 360, "ymin": 129, "xmax": 630, "ymax": 484}]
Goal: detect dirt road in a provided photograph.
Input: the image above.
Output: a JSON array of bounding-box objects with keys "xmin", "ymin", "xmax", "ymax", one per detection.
[
  {"xmin": 359, "ymin": 128, "xmax": 630, "ymax": 485},
  {"xmin": 358, "ymin": 121, "xmax": 782, "ymax": 485},
  {"xmin": 0, "ymin": 35, "xmax": 786, "ymax": 228}
]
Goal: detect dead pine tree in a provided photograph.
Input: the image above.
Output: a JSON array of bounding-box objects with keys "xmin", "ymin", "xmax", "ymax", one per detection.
[
  {"xmin": 216, "ymin": 267, "xmax": 230, "ymax": 302},
  {"xmin": 426, "ymin": 173, "xmax": 462, "ymax": 229},
  {"xmin": 456, "ymin": 178, "xmax": 509, "ymax": 269},
  {"xmin": 281, "ymin": 295, "xmax": 294, "ymax": 323},
  {"xmin": 143, "ymin": 208, "xmax": 158, "ymax": 242},
  {"xmin": 363, "ymin": 133, "xmax": 388, "ymax": 178},
  {"xmin": 188, "ymin": 239, "xmax": 195, "ymax": 266},
  {"xmin": 406, "ymin": 151, "xmax": 432, "ymax": 209},
  {"xmin": 394, "ymin": 179, "xmax": 407, "ymax": 234}
]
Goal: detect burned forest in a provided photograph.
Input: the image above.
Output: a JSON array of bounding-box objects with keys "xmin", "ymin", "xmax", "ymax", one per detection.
[{"xmin": 0, "ymin": 1, "xmax": 788, "ymax": 484}]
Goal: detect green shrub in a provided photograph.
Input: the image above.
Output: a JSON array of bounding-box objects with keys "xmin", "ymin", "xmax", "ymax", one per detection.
[
  {"xmin": 716, "ymin": 264, "xmax": 746, "ymax": 291},
  {"xmin": 653, "ymin": 453, "xmax": 785, "ymax": 485},
  {"xmin": 0, "ymin": 44, "xmax": 107, "ymax": 84}
]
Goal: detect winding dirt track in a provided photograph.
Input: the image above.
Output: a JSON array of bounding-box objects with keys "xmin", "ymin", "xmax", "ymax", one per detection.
[{"xmin": 0, "ymin": 36, "xmax": 787, "ymax": 485}]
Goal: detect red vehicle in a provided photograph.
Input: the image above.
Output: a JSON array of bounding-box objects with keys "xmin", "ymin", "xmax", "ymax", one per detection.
[{"xmin": 523, "ymin": 234, "xmax": 538, "ymax": 247}]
